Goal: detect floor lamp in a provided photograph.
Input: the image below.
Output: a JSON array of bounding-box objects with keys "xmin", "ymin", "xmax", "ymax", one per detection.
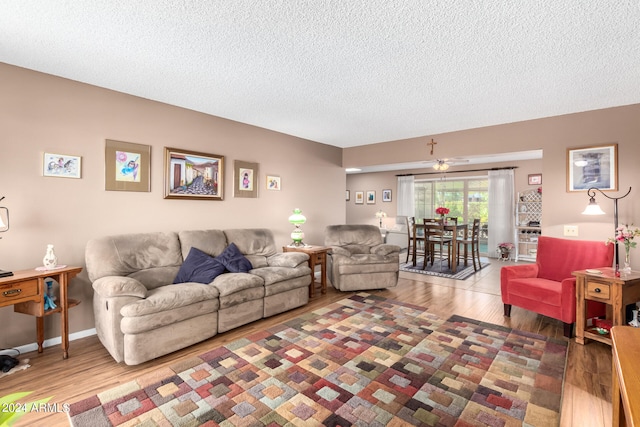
[
  {"xmin": 582, "ymin": 186, "xmax": 632, "ymax": 276},
  {"xmin": 0, "ymin": 196, "xmax": 12, "ymax": 277}
]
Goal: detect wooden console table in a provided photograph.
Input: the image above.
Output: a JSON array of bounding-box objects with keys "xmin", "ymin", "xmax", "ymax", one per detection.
[
  {"xmin": 611, "ymin": 326, "xmax": 640, "ymax": 426},
  {"xmin": 0, "ymin": 266, "xmax": 82, "ymax": 358},
  {"xmin": 573, "ymin": 268, "xmax": 640, "ymax": 346},
  {"xmin": 282, "ymin": 245, "xmax": 329, "ymax": 297}
]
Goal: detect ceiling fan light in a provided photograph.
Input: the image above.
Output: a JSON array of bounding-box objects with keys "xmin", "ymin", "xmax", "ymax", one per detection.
[{"xmin": 433, "ymin": 160, "xmax": 449, "ymax": 171}]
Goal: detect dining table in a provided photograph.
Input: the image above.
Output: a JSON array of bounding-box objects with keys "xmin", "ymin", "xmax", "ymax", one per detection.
[{"xmin": 412, "ymin": 221, "xmax": 468, "ymax": 273}]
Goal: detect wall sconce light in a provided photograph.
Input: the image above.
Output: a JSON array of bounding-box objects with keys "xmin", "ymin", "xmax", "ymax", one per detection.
[
  {"xmin": 582, "ymin": 186, "xmax": 632, "ymax": 275},
  {"xmin": 288, "ymin": 208, "xmax": 307, "ymax": 247},
  {"xmin": 0, "ymin": 196, "xmax": 12, "ymax": 277}
]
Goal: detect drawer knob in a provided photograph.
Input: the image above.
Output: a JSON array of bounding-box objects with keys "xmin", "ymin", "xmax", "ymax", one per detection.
[
  {"xmin": 594, "ymin": 288, "xmax": 601, "ymax": 293},
  {"xmin": 3, "ymin": 289, "xmax": 22, "ymax": 297}
]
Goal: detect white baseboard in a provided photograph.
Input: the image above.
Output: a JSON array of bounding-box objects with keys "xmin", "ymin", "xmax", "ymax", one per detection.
[{"xmin": 4, "ymin": 328, "xmax": 97, "ymax": 356}]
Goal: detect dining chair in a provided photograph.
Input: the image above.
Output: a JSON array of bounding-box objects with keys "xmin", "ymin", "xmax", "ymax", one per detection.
[
  {"xmin": 406, "ymin": 217, "xmax": 425, "ymax": 264},
  {"xmin": 422, "ymin": 219, "xmax": 453, "ymax": 271},
  {"xmin": 457, "ymin": 219, "xmax": 481, "ymax": 271}
]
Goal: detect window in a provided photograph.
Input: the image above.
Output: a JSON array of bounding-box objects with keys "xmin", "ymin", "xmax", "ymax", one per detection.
[{"xmin": 414, "ymin": 177, "xmax": 489, "ymax": 253}]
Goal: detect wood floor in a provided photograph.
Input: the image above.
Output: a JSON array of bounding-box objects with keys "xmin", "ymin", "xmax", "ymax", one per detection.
[{"xmin": 2, "ymin": 259, "xmax": 613, "ymax": 427}]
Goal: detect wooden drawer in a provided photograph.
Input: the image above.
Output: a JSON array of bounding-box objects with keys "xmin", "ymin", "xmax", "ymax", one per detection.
[
  {"xmin": 0, "ymin": 279, "xmax": 39, "ymax": 306},
  {"xmin": 586, "ymin": 280, "xmax": 611, "ymax": 301}
]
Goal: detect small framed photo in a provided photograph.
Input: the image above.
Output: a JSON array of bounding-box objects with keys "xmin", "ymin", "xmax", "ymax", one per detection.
[
  {"xmin": 528, "ymin": 174, "xmax": 542, "ymax": 186},
  {"xmin": 366, "ymin": 191, "xmax": 376, "ymax": 204},
  {"xmin": 106, "ymin": 140, "xmax": 151, "ymax": 192},
  {"xmin": 346, "ymin": 190, "xmax": 350, "ymax": 201},
  {"xmin": 43, "ymin": 152, "xmax": 81, "ymax": 179},
  {"xmin": 164, "ymin": 147, "xmax": 224, "ymax": 200},
  {"xmin": 266, "ymin": 175, "xmax": 281, "ymax": 190},
  {"xmin": 567, "ymin": 144, "xmax": 617, "ymax": 192},
  {"xmin": 355, "ymin": 191, "xmax": 364, "ymax": 204},
  {"xmin": 382, "ymin": 189, "xmax": 392, "ymax": 202},
  {"xmin": 234, "ymin": 160, "xmax": 259, "ymax": 198}
]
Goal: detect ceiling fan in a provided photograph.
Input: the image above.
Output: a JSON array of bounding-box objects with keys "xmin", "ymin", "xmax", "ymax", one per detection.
[{"xmin": 426, "ymin": 158, "xmax": 470, "ymax": 171}]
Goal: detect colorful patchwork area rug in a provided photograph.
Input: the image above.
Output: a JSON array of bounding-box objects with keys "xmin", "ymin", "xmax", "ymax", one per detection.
[
  {"xmin": 400, "ymin": 259, "xmax": 490, "ymax": 280},
  {"xmin": 68, "ymin": 293, "xmax": 567, "ymax": 426}
]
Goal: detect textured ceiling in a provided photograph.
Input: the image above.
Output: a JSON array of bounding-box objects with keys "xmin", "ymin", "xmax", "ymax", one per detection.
[{"xmin": 1, "ymin": 1, "xmax": 639, "ymax": 148}]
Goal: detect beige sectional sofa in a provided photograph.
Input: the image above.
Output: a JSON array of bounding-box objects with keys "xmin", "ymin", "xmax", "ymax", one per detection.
[{"xmin": 85, "ymin": 228, "xmax": 311, "ymax": 365}]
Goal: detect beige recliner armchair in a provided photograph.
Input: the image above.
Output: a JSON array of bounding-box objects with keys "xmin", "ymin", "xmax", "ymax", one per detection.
[{"xmin": 324, "ymin": 224, "xmax": 400, "ymax": 291}]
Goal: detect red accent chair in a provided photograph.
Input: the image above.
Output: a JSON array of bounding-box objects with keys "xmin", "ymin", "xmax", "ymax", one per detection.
[{"xmin": 501, "ymin": 236, "xmax": 613, "ymax": 338}]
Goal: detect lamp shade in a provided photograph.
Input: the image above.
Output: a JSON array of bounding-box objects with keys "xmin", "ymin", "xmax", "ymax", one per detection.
[
  {"xmin": 582, "ymin": 198, "xmax": 606, "ymax": 215},
  {"xmin": 288, "ymin": 208, "xmax": 306, "ymax": 225}
]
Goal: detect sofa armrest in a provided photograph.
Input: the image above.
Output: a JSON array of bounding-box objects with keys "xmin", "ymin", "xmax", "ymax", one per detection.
[
  {"xmin": 92, "ymin": 276, "xmax": 148, "ymax": 299},
  {"xmin": 267, "ymin": 252, "xmax": 309, "ymax": 268},
  {"xmin": 370, "ymin": 243, "xmax": 401, "ymax": 256},
  {"xmin": 329, "ymin": 246, "xmax": 351, "ymax": 257},
  {"xmin": 500, "ymin": 264, "xmax": 539, "ymax": 302}
]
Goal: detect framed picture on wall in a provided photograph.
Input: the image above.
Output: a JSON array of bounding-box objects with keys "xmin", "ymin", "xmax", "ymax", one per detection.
[
  {"xmin": 164, "ymin": 147, "xmax": 224, "ymax": 200},
  {"xmin": 567, "ymin": 144, "xmax": 617, "ymax": 192},
  {"xmin": 382, "ymin": 189, "xmax": 392, "ymax": 202},
  {"xmin": 266, "ymin": 175, "xmax": 280, "ymax": 190},
  {"xmin": 366, "ymin": 190, "xmax": 376, "ymax": 204},
  {"xmin": 528, "ymin": 174, "xmax": 542, "ymax": 185},
  {"xmin": 106, "ymin": 140, "xmax": 151, "ymax": 192},
  {"xmin": 345, "ymin": 190, "xmax": 350, "ymax": 201},
  {"xmin": 43, "ymin": 152, "xmax": 81, "ymax": 179},
  {"xmin": 355, "ymin": 191, "xmax": 364, "ymax": 204},
  {"xmin": 234, "ymin": 160, "xmax": 259, "ymax": 198}
]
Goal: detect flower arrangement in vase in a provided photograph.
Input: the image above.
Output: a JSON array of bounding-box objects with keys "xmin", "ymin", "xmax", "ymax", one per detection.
[
  {"xmin": 607, "ymin": 224, "xmax": 640, "ymax": 274},
  {"xmin": 497, "ymin": 242, "xmax": 515, "ymax": 261},
  {"xmin": 435, "ymin": 206, "xmax": 449, "ymax": 221}
]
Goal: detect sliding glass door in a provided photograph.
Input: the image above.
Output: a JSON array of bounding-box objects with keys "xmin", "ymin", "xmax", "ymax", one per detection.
[{"xmin": 414, "ymin": 177, "xmax": 489, "ymax": 254}]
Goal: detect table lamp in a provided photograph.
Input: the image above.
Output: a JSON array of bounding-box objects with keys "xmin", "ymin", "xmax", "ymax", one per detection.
[
  {"xmin": 582, "ymin": 186, "xmax": 632, "ymax": 275},
  {"xmin": 0, "ymin": 196, "xmax": 12, "ymax": 277},
  {"xmin": 288, "ymin": 208, "xmax": 306, "ymax": 247}
]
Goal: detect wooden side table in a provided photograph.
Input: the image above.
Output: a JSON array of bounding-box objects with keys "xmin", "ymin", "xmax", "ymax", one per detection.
[
  {"xmin": 0, "ymin": 266, "xmax": 82, "ymax": 358},
  {"xmin": 283, "ymin": 245, "xmax": 329, "ymax": 297},
  {"xmin": 611, "ymin": 326, "xmax": 640, "ymax": 427},
  {"xmin": 573, "ymin": 267, "xmax": 640, "ymax": 346}
]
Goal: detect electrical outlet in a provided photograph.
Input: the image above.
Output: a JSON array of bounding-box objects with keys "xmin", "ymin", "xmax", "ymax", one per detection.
[{"xmin": 564, "ymin": 225, "xmax": 579, "ymax": 237}]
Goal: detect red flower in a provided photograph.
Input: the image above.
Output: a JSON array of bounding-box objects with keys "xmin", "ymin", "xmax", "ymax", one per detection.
[{"xmin": 435, "ymin": 207, "xmax": 450, "ymax": 215}]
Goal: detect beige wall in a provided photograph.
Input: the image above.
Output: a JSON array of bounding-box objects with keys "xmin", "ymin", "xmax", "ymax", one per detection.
[
  {"xmin": 0, "ymin": 63, "xmax": 345, "ymax": 349},
  {"xmin": 3, "ymin": 60, "xmax": 640, "ymax": 351},
  {"xmin": 347, "ymin": 158, "xmax": 543, "ymax": 227},
  {"xmin": 346, "ymin": 104, "xmax": 640, "ymax": 265}
]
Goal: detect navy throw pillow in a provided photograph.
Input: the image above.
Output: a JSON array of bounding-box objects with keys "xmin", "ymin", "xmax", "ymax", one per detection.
[
  {"xmin": 217, "ymin": 243, "xmax": 253, "ymax": 273},
  {"xmin": 173, "ymin": 247, "xmax": 225, "ymax": 284}
]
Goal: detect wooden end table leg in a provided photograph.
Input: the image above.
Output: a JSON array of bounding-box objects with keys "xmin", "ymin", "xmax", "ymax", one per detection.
[
  {"xmin": 36, "ymin": 316, "xmax": 44, "ymax": 353},
  {"xmin": 320, "ymin": 252, "xmax": 327, "ymax": 294},
  {"xmin": 60, "ymin": 272, "xmax": 69, "ymax": 359}
]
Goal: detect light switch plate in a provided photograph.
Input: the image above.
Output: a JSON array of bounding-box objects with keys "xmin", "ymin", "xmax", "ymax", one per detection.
[{"xmin": 564, "ymin": 225, "xmax": 579, "ymax": 237}]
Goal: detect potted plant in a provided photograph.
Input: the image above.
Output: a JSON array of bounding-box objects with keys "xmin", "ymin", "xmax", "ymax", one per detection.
[{"xmin": 497, "ymin": 242, "xmax": 515, "ymax": 260}]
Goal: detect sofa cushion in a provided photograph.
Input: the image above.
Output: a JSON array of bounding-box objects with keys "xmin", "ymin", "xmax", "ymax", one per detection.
[
  {"xmin": 212, "ymin": 272, "xmax": 264, "ymax": 297},
  {"xmin": 536, "ymin": 236, "xmax": 614, "ymax": 282},
  {"xmin": 173, "ymin": 247, "xmax": 225, "ymax": 284},
  {"xmin": 250, "ymin": 265, "xmax": 310, "ymax": 286},
  {"xmin": 120, "ymin": 283, "xmax": 220, "ymax": 317},
  {"xmin": 217, "ymin": 243, "xmax": 253, "ymax": 273},
  {"xmin": 177, "ymin": 229, "xmax": 227, "ymax": 259},
  {"xmin": 223, "ymin": 228, "xmax": 278, "ymax": 257}
]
